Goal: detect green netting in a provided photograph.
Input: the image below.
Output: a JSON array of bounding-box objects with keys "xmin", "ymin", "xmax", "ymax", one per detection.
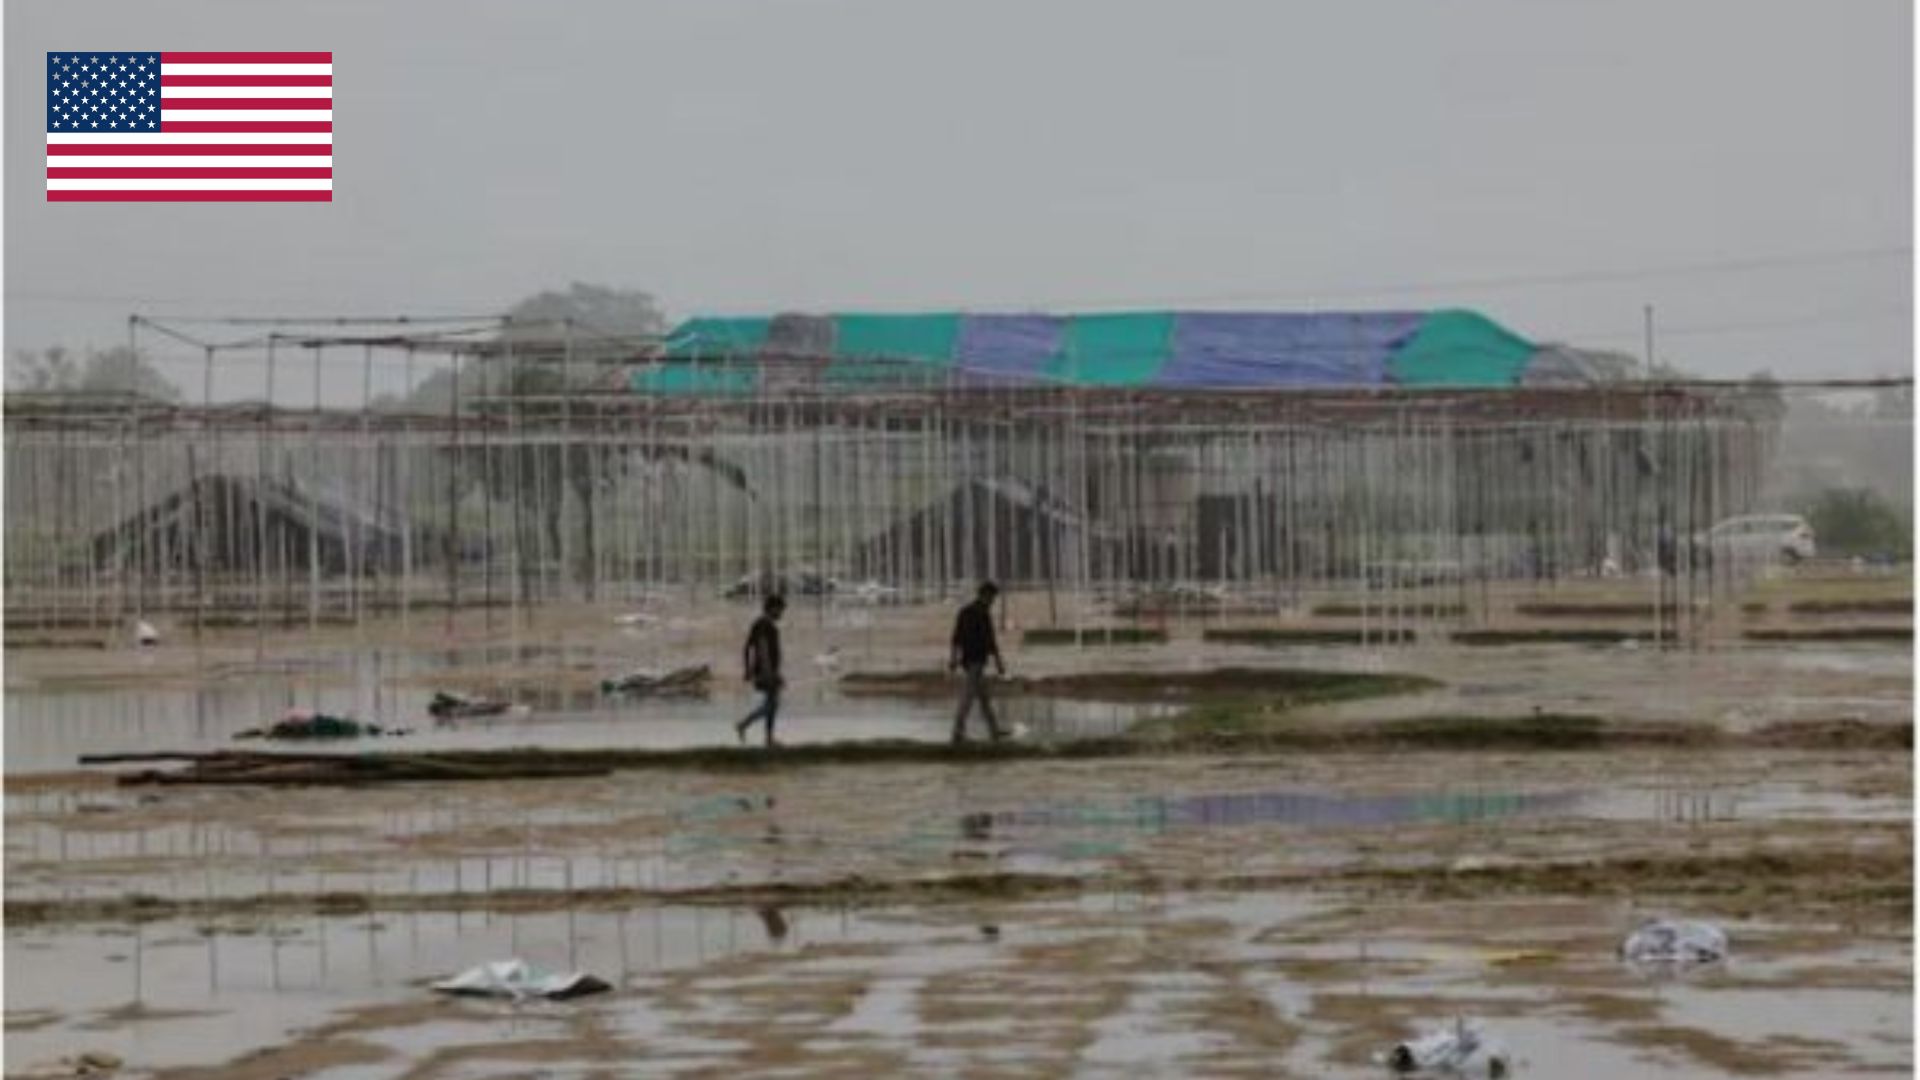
[
  {"xmin": 832, "ymin": 314, "xmax": 961, "ymax": 364},
  {"xmin": 1388, "ymin": 310, "xmax": 1536, "ymax": 387},
  {"xmin": 1045, "ymin": 312, "xmax": 1174, "ymax": 386},
  {"xmin": 632, "ymin": 363, "xmax": 759, "ymax": 396},
  {"xmin": 665, "ymin": 317, "xmax": 771, "ymax": 358}
]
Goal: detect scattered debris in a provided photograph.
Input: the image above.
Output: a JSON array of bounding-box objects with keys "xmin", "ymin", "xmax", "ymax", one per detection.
[
  {"xmin": 1027, "ymin": 626, "xmax": 1171, "ymax": 646},
  {"xmin": 811, "ymin": 647, "xmax": 842, "ymax": 672},
  {"xmin": 600, "ymin": 663, "xmax": 711, "ymax": 697},
  {"xmin": 613, "ymin": 611, "xmax": 657, "ymax": 627},
  {"xmin": 134, "ymin": 620, "xmax": 159, "ymax": 647},
  {"xmin": 431, "ymin": 958, "xmax": 611, "ymax": 1001},
  {"xmin": 1382, "ymin": 1017, "xmax": 1511, "ymax": 1077},
  {"xmin": 1620, "ymin": 918, "xmax": 1728, "ymax": 969},
  {"xmin": 428, "ymin": 691, "xmax": 517, "ymax": 720},
  {"xmin": 842, "ymin": 579, "xmax": 903, "ymax": 605},
  {"xmin": 90, "ymin": 748, "xmax": 612, "ymax": 786},
  {"xmin": 234, "ymin": 709, "xmax": 406, "ymax": 741},
  {"xmin": 12, "ymin": 1051, "xmax": 124, "ymax": 1078}
]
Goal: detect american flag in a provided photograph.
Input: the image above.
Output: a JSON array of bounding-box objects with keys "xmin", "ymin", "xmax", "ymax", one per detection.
[{"xmin": 46, "ymin": 51, "xmax": 331, "ymax": 202}]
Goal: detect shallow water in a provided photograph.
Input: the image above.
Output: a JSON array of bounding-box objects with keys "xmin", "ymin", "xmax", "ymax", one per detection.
[
  {"xmin": 2, "ymin": 650, "xmax": 1150, "ymax": 774},
  {"xmin": 6, "ymin": 771, "xmax": 1901, "ymax": 912},
  {"xmin": 6, "ymin": 893, "xmax": 1908, "ymax": 1078}
]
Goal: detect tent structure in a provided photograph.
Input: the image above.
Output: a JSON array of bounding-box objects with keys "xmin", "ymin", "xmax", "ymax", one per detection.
[
  {"xmin": 91, "ymin": 473, "xmax": 428, "ymax": 577},
  {"xmin": 851, "ymin": 476, "xmax": 1122, "ymax": 584},
  {"xmin": 642, "ymin": 309, "xmax": 1544, "ymax": 394}
]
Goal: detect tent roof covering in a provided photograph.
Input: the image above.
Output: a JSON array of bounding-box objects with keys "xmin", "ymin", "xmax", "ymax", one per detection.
[{"xmin": 645, "ymin": 309, "xmax": 1547, "ymax": 394}]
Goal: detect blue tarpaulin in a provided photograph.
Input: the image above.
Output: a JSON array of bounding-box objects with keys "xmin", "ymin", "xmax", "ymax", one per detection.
[{"xmin": 645, "ymin": 309, "xmax": 1545, "ymax": 394}]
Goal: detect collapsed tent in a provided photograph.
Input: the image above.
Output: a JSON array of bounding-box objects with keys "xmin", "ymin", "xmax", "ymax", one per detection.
[
  {"xmin": 89, "ymin": 472, "xmax": 433, "ymax": 576},
  {"xmin": 642, "ymin": 309, "xmax": 1543, "ymax": 394},
  {"xmin": 850, "ymin": 476, "xmax": 1123, "ymax": 582}
]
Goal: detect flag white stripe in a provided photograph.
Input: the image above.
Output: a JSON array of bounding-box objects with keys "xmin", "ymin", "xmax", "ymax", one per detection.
[
  {"xmin": 49, "ymin": 132, "xmax": 333, "ymax": 144},
  {"xmin": 47, "ymin": 155, "xmax": 332, "ymax": 168},
  {"xmin": 160, "ymin": 63, "xmax": 332, "ymax": 76},
  {"xmin": 161, "ymin": 86, "xmax": 332, "ymax": 99},
  {"xmin": 150, "ymin": 109, "xmax": 332, "ymax": 121},
  {"xmin": 48, "ymin": 178, "xmax": 332, "ymax": 191}
]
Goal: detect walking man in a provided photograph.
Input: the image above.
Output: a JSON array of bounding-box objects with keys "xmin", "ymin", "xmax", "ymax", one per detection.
[
  {"xmin": 949, "ymin": 581, "xmax": 1008, "ymax": 742},
  {"xmin": 736, "ymin": 594, "xmax": 785, "ymax": 746}
]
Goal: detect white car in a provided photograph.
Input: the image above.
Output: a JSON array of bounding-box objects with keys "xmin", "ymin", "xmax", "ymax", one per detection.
[{"xmin": 1698, "ymin": 514, "xmax": 1816, "ymax": 567}]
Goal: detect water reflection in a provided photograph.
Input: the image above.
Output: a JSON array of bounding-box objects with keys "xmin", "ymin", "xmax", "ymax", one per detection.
[
  {"xmin": 975, "ymin": 788, "xmax": 1591, "ymax": 836},
  {"xmin": 6, "ymin": 646, "xmax": 1150, "ymax": 773}
]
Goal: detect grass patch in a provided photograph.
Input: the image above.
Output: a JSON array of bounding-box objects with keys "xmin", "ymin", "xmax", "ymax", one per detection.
[
  {"xmin": 1022, "ymin": 626, "xmax": 1168, "ymax": 647},
  {"xmin": 1145, "ymin": 707, "xmax": 1713, "ymax": 747},
  {"xmin": 1205, "ymin": 627, "xmax": 1416, "ymax": 646},
  {"xmin": 1344, "ymin": 842, "xmax": 1912, "ymax": 916},
  {"xmin": 1744, "ymin": 626, "xmax": 1911, "ymax": 643},
  {"xmin": 1311, "ymin": 603, "xmax": 1466, "ymax": 618},
  {"xmin": 1515, "ymin": 601, "xmax": 1658, "ymax": 618},
  {"xmin": 1787, "ymin": 597, "xmax": 1912, "ymax": 615},
  {"xmin": 1749, "ymin": 719, "xmax": 1913, "ymax": 750},
  {"xmin": 82, "ymin": 712, "xmax": 1906, "ymax": 789},
  {"xmin": 3, "ymin": 636, "xmax": 109, "ymax": 650},
  {"xmin": 1453, "ymin": 628, "xmax": 1635, "ymax": 646}
]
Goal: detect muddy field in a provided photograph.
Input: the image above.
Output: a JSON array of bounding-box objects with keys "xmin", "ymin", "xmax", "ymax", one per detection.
[{"xmin": 4, "ymin": 578, "xmax": 1912, "ymax": 1077}]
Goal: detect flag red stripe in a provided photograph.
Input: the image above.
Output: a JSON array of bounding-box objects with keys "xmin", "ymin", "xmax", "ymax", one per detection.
[
  {"xmin": 162, "ymin": 98, "xmax": 332, "ymax": 110},
  {"xmin": 48, "ymin": 167, "xmax": 333, "ymax": 179},
  {"xmin": 161, "ymin": 121, "xmax": 333, "ymax": 132},
  {"xmin": 162, "ymin": 74, "xmax": 332, "ymax": 87},
  {"xmin": 159, "ymin": 52, "xmax": 332, "ymax": 64},
  {"xmin": 47, "ymin": 143, "xmax": 330, "ymax": 156},
  {"xmin": 47, "ymin": 190, "xmax": 332, "ymax": 202}
]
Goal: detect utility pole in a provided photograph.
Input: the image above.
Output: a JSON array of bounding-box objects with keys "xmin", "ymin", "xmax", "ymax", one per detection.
[{"xmin": 1642, "ymin": 304, "xmax": 1656, "ymax": 381}]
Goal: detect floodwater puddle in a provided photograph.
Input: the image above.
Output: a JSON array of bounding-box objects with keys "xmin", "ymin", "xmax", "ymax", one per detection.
[
  {"xmin": 6, "ymin": 893, "xmax": 1905, "ymax": 1078},
  {"xmin": 3, "ymin": 902, "xmax": 902, "ymax": 1074},
  {"xmin": 956, "ymin": 781, "xmax": 1909, "ymax": 843},
  {"xmin": 4, "ymin": 645, "xmax": 1154, "ymax": 774},
  {"xmin": 6, "ymin": 776, "xmax": 1902, "ymax": 910}
]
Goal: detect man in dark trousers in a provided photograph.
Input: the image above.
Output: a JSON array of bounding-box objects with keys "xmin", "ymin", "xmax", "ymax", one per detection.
[
  {"xmin": 736, "ymin": 594, "xmax": 785, "ymax": 746},
  {"xmin": 949, "ymin": 581, "xmax": 1008, "ymax": 743}
]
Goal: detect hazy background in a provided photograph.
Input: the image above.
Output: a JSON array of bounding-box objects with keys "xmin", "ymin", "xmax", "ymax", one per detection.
[{"xmin": 5, "ymin": 0, "xmax": 1912, "ymax": 387}]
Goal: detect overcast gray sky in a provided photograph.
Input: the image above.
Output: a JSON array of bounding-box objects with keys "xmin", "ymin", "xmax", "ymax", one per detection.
[{"xmin": 5, "ymin": 0, "xmax": 1912, "ymax": 388}]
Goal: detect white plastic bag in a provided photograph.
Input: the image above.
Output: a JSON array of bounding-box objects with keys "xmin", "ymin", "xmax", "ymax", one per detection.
[
  {"xmin": 1382, "ymin": 1017, "xmax": 1512, "ymax": 1077},
  {"xmin": 432, "ymin": 958, "xmax": 611, "ymax": 1001},
  {"xmin": 1620, "ymin": 918, "xmax": 1728, "ymax": 967}
]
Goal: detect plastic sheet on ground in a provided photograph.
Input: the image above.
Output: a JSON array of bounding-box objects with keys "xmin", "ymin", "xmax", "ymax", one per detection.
[
  {"xmin": 1620, "ymin": 918, "xmax": 1729, "ymax": 968},
  {"xmin": 1380, "ymin": 1017, "xmax": 1512, "ymax": 1076},
  {"xmin": 234, "ymin": 709, "xmax": 400, "ymax": 741},
  {"xmin": 431, "ymin": 959, "xmax": 612, "ymax": 1001},
  {"xmin": 428, "ymin": 691, "xmax": 515, "ymax": 719},
  {"xmin": 600, "ymin": 663, "xmax": 712, "ymax": 696}
]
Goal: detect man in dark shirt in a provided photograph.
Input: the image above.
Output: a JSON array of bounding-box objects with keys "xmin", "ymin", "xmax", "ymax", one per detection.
[
  {"xmin": 736, "ymin": 594, "xmax": 785, "ymax": 746},
  {"xmin": 949, "ymin": 581, "xmax": 1008, "ymax": 743}
]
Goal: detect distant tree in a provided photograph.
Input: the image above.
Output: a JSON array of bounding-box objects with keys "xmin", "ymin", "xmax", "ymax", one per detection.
[
  {"xmin": 1741, "ymin": 368, "xmax": 1788, "ymax": 422},
  {"xmin": 406, "ymin": 284, "xmax": 740, "ymax": 599},
  {"xmin": 501, "ymin": 282, "xmax": 666, "ymax": 383},
  {"xmin": 380, "ymin": 284, "xmax": 668, "ymax": 411},
  {"xmin": 1873, "ymin": 381, "xmax": 1912, "ymax": 421},
  {"xmin": 8, "ymin": 345, "xmax": 181, "ymax": 401},
  {"xmin": 1799, "ymin": 487, "xmax": 1912, "ymax": 558}
]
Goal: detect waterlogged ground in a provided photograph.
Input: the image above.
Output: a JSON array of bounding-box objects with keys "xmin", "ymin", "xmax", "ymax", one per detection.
[
  {"xmin": 5, "ymin": 746, "xmax": 1910, "ymax": 1077},
  {"xmin": 3, "ymin": 585, "xmax": 1911, "ymax": 1077},
  {"xmin": 4, "ymin": 630, "xmax": 1908, "ymax": 772},
  {"xmin": 7, "ymin": 892, "xmax": 1910, "ymax": 1079}
]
